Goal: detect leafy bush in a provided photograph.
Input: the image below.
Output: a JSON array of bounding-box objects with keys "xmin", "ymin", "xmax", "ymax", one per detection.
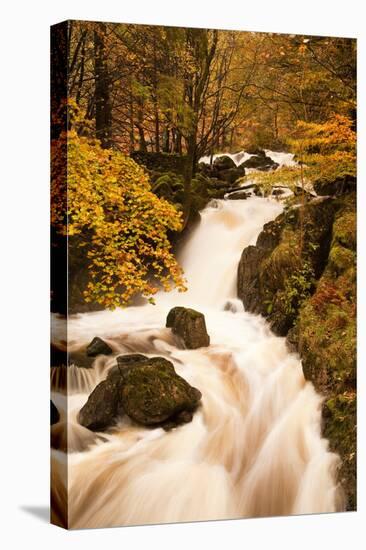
[{"xmin": 51, "ymin": 125, "xmax": 186, "ymax": 309}]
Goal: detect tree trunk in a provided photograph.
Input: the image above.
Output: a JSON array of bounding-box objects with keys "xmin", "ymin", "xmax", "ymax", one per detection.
[
  {"xmin": 94, "ymin": 24, "xmax": 112, "ymax": 148},
  {"xmin": 163, "ymin": 127, "xmax": 170, "ymax": 152}
]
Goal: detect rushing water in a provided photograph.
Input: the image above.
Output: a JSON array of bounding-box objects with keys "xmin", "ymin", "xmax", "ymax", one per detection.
[
  {"xmin": 51, "ymin": 195, "xmax": 341, "ymax": 529},
  {"xmin": 198, "ymin": 149, "xmax": 297, "ymax": 168}
]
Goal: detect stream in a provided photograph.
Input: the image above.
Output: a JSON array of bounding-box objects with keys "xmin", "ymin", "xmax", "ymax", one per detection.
[{"xmin": 51, "ymin": 152, "xmax": 341, "ymax": 528}]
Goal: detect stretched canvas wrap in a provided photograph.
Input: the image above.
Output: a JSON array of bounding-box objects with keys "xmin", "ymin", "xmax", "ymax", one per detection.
[{"xmin": 50, "ymin": 20, "xmax": 357, "ymax": 529}]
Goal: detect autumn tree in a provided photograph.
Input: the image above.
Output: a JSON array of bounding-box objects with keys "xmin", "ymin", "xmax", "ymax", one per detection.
[{"xmin": 51, "ymin": 102, "xmax": 186, "ymax": 309}]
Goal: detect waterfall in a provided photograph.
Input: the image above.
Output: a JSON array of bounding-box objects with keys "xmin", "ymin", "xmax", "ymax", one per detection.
[{"xmin": 51, "ymin": 196, "xmax": 341, "ymax": 529}]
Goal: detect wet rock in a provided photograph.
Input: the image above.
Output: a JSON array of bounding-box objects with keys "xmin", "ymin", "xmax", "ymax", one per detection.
[
  {"xmin": 242, "ymin": 154, "xmax": 278, "ymax": 171},
  {"xmin": 166, "ymin": 306, "xmax": 210, "ymax": 349},
  {"xmin": 237, "ymin": 216, "xmax": 284, "ymax": 311},
  {"xmin": 162, "ymin": 410, "xmax": 194, "ymax": 431},
  {"xmin": 51, "ymin": 400, "xmax": 60, "ymax": 425},
  {"xmin": 219, "ymin": 166, "xmax": 246, "ymax": 185},
  {"xmin": 227, "ymin": 190, "xmax": 250, "ymax": 200},
  {"xmin": 86, "ymin": 337, "xmax": 113, "ymax": 357},
  {"xmin": 78, "ymin": 356, "xmax": 202, "ymax": 431},
  {"xmin": 120, "ymin": 357, "xmax": 202, "ymax": 426},
  {"xmin": 106, "ymin": 354, "xmax": 149, "ymax": 380},
  {"xmin": 246, "ymin": 147, "xmax": 266, "ymax": 156},
  {"xmin": 213, "ymin": 155, "xmax": 236, "ymax": 171},
  {"xmin": 78, "ymin": 376, "xmax": 124, "ymax": 431},
  {"xmin": 117, "ymin": 354, "xmax": 148, "ymax": 366},
  {"xmin": 237, "ymin": 198, "xmax": 338, "ymax": 335}
]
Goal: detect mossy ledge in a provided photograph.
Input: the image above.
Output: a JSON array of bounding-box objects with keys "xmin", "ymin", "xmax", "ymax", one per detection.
[{"xmin": 237, "ymin": 191, "xmax": 356, "ymax": 509}]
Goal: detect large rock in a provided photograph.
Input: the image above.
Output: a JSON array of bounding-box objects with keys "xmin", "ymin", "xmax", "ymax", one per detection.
[
  {"xmin": 213, "ymin": 155, "xmax": 236, "ymax": 170},
  {"xmin": 287, "ymin": 193, "xmax": 356, "ymax": 510},
  {"xmin": 237, "ymin": 217, "xmax": 284, "ymax": 314},
  {"xmin": 78, "ymin": 355, "xmax": 202, "ymax": 432},
  {"xmin": 237, "ymin": 192, "xmax": 356, "ymax": 509},
  {"xmin": 166, "ymin": 307, "xmax": 210, "ymax": 349},
  {"xmin": 246, "ymin": 147, "xmax": 266, "ymax": 156},
  {"xmin": 119, "ymin": 357, "xmax": 202, "ymax": 427},
  {"xmin": 237, "ymin": 198, "xmax": 338, "ymax": 335},
  {"xmin": 78, "ymin": 376, "xmax": 124, "ymax": 431},
  {"xmin": 86, "ymin": 337, "xmax": 113, "ymax": 357},
  {"xmin": 243, "ymin": 154, "xmax": 278, "ymax": 171},
  {"xmin": 218, "ymin": 166, "xmax": 246, "ymax": 184},
  {"xmin": 227, "ymin": 190, "xmax": 250, "ymax": 200}
]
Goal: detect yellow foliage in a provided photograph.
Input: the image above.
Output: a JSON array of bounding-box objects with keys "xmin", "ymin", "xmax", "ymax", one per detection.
[
  {"xmin": 51, "ymin": 110, "xmax": 186, "ymax": 309},
  {"xmin": 248, "ymin": 114, "xmax": 356, "ymax": 191}
]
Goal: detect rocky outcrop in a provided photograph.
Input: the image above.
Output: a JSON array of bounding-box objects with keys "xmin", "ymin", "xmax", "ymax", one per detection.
[
  {"xmin": 238, "ymin": 198, "xmax": 337, "ymax": 335},
  {"xmin": 237, "ymin": 191, "xmax": 356, "ymax": 509},
  {"xmin": 213, "ymin": 155, "xmax": 236, "ymax": 170},
  {"xmin": 166, "ymin": 307, "xmax": 210, "ymax": 349},
  {"xmin": 287, "ymin": 193, "xmax": 356, "ymax": 510},
  {"xmin": 86, "ymin": 337, "xmax": 113, "ymax": 357},
  {"xmin": 78, "ymin": 354, "xmax": 202, "ymax": 432},
  {"xmin": 242, "ymin": 153, "xmax": 278, "ymax": 171}
]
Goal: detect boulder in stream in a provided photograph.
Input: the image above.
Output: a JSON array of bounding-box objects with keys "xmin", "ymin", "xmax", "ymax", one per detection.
[
  {"xmin": 78, "ymin": 355, "xmax": 202, "ymax": 432},
  {"xmin": 242, "ymin": 154, "xmax": 278, "ymax": 171},
  {"xmin": 166, "ymin": 306, "xmax": 210, "ymax": 349},
  {"xmin": 78, "ymin": 375, "xmax": 124, "ymax": 431},
  {"xmin": 213, "ymin": 155, "xmax": 236, "ymax": 170},
  {"xmin": 86, "ymin": 337, "xmax": 113, "ymax": 357},
  {"xmin": 119, "ymin": 357, "xmax": 202, "ymax": 427}
]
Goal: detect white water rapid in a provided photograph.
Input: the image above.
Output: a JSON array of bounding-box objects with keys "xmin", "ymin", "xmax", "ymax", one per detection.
[{"xmin": 51, "ymin": 195, "xmax": 341, "ymax": 529}]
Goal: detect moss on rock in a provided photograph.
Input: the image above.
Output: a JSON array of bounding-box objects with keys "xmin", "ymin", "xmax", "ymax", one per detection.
[
  {"xmin": 287, "ymin": 194, "xmax": 356, "ymax": 509},
  {"xmin": 78, "ymin": 355, "xmax": 202, "ymax": 432},
  {"xmin": 166, "ymin": 306, "xmax": 210, "ymax": 349},
  {"xmin": 120, "ymin": 357, "xmax": 202, "ymax": 426},
  {"xmin": 237, "ymin": 191, "xmax": 356, "ymax": 508}
]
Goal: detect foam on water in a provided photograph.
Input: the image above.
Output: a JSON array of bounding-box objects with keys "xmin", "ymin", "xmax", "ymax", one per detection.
[{"xmin": 51, "ymin": 195, "xmax": 341, "ymax": 528}]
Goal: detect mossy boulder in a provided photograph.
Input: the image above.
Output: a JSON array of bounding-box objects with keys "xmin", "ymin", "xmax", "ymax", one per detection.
[
  {"xmin": 218, "ymin": 167, "xmax": 246, "ymax": 185},
  {"xmin": 119, "ymin": 357, "xmax": 202, "ymax": 427},
  {"xmin": 227, "ymin": 190, "xmax": 250, "ymax": 200},
  {"xmin": 243, "ymin": 191, "xmax": 356, "ymax": 509},
  {"xmin": 288, "ymin": 194, "xmax": 356, "ymax": 509},
  {"xmin": 237, "ymin": 198, "xmax": 338, "ymax": 336},
  {"xmin": 166, "ymin": 307, "xmax": 210, "ymax": 349},
  {"xmin": 78, "ymin": 355, "xmax": 202, "ymax": 432},
  {"xmin": 242, "ymin": 154, "xmax": 278, "ymax": 171},
  {"xmin": 78, "ymin": 376, "xmax": 125, "ymax": 431},
  {"xmin": 213, "ymin": 155, "xmax": 236, "ymax": 170},
  {"xmin": 322, "ymin": 394, "xmax": 356, "ymax": 510}
]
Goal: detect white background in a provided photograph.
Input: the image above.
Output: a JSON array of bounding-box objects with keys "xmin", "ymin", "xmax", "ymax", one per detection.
[{"xmin": 0, "ymin": 0, "xmax": 364, "ymax": 548}]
